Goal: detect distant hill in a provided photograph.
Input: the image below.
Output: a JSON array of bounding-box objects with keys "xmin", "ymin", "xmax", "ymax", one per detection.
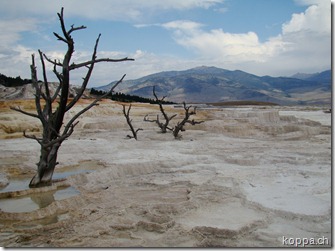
[
  {"xmin": 0, "ymin": 82, "xmax": 91, "ymax": 100},
  {"xmin": 0, "ymin": 68, "xmax": 331, "ymax": 105},
  {"xmin": 97, "ymin": 66, "xmax": 331, "ymax": 105},
  {"xmin": 291, "ymin": 70, "xmax": 331, "ymax": 83},
  {"xmin": 290, "ymin": 72, "xmax": 317, "ymax": 80},
  {"xmin": 304, "ymin": 70, "xmax": 331, "ymax": 84}
]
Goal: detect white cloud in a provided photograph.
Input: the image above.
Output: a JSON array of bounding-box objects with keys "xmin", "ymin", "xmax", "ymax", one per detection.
[
  {"xmin": 0, "ymin": 0, "xmax": 227, "ymax": 83},
  {"xmin": 162, "ymin": 20, "xmax": 204, "ymax": 31},
  {"xmin": 0, "ymin": 18, "xmax": 37, "ymax": 46},
  {"xmin": 88, "ymin": 0, "xmax": 331, "ymax": 81},
  {"xmin": 0, "ymin": 18, "xmax": 40, "ymax": 78},
  {"xmin": 85, "ymin": 50, "xmax": 188, "ymax": 85},
  {"xmin": 160, "ymin": 20, "xmax": 287, "ymax": 64},
  {"xmin": 283, "ymin": 0, "xmax": 330, "ymax": 34},
  {"xmin": 0, "ymin": 45, "xmax": 35, "ymax": 78},
  {"xmin": 160, "ymin": 0, "xmax": 331, "ymax": 76},
  {"xmin": 0, "ymin": 0, "xmax": 225, "ymax": 21},
  {"xmin": 23, "ymin": 48, "xmax": 166, "ymax": 86}
]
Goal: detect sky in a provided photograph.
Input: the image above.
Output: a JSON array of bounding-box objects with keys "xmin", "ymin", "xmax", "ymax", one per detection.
[{"xmin": 0, "ymin": 0, "xmax": 331, "ymax": 87}]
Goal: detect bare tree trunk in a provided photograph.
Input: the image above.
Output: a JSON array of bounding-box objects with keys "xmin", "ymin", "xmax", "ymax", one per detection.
[
  {"xmin": 11, "ymin": 8, "xmax": 133, "ymax": 187},
  {"xmin": 122, "ymin": 104, "xmax": 143, "ymax": 140},
  {"xmin": 144, "ymin": 86, "xmax": 176, "ymax": 133},
  {"xmin": 173, "ymin": 102, "xmax": 204, "ymax": 139},
  {"xmin": 29, "ymin": 143, "xmax": 60, "ymax": 187}
]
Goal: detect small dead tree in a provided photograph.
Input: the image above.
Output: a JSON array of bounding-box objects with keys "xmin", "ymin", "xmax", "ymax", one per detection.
[
  {"xmin": 122, "ymin": 104, "xmax": 143, "ymax": 140},
  {"xmin": 173, "ymin": 102, "xmax": 204, "ymax": 139},
  {"xmin": 11, "ymin": 8, "xmax": 133, "ymax": 187},
  {"xmin": 144, "ymin": 86, "xmax": 177, "ymax": 133}
]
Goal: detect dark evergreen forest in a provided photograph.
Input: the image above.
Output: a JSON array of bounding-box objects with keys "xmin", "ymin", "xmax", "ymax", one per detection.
[
  {"xmin": 90, "ymin": 88, "xmax": 175, "ymax": 104},
  {"xmin": 0, "ymin": 73, "xmax": 31, "ymax": 87}
]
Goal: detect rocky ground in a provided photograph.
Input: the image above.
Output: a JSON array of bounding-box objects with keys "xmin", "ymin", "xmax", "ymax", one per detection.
[{"xmin": 0, "ymin": 99, "xmax": 331, "ymax": 247}]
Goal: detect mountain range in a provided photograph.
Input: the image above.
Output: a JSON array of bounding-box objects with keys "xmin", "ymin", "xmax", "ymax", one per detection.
[{"xmin": 97, "ymin": 66, "xmax": 331, "ymax": 105}]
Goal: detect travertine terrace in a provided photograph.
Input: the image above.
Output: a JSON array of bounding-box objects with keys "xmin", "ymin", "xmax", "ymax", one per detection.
[{"xmin": 0, "ymin": 99, "xmax": 331, "ymax": 247}]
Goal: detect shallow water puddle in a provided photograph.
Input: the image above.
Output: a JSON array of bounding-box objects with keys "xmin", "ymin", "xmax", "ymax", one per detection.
[
  {"xmin": 0, "ymin": 169, "xmax": 92, "ymax": 193},
  {"xmin": 0, "ymin": 169, "xmax": 92, "ymax": 213},
  {"xmin": 0, "ymin": 187, "xmax": 79, "ymax": 213}
]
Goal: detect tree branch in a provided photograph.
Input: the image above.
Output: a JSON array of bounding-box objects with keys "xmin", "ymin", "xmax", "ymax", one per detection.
[
  {"xmin": 38, "ymin": 50, "xmax": 51, "ymax": 99},
  {"xmin": 69, "ymin": 57, "xmax": 134, "ymax": 70},
  {"xmin": 68, "ymin": 24, "xmax": 86, "ymax": 35},
  {"xmin": 23, "ymin": 130, "xmax": 44, "ymax": 145},
  {"xmin": 47, "ymin": 35, "xmax": 134, "ymax": 72},
  {"xmin": 43, "ymin": 121, "xmax": 79, "ymax": 148},
  {"xmin": 186, "ymin": 119, "xmax": 205, "ymax": 125},
  {"xmin": 10, "ymin": 106, "xmax": 40, "ymax": 120},
  {"xmin": 53, "ymin": 32, "xmax": 68, "ymax": 44},
  {"xmin": 57, "ymin": 7, "xmax": 71, "ymax": 42},
  {"xmin": 144, "ymin": 114, "xmax": 157, "ymax": 123},
  {"xmin": 63, "ymin": 74, "xmax": 126, "ymax": 136},
  {"xmin": 10, "ymin": 54, "xmax": 43, "ymax": 121},
  {"xmin": 43, "ymin": 53, "xmax": 63, "ymax": 67},
  {"xmin": 29, "ymin": 54, "xmax": 45, "ymax": 122},
  {"xmin": 66, "ymin": 33, "xmax": 101, "ymax": 111}
]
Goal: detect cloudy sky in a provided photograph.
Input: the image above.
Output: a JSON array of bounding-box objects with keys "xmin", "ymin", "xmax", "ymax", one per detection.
[{"xmin": 0, "ymin": 0, "xmax": 331, "ymax": 87}]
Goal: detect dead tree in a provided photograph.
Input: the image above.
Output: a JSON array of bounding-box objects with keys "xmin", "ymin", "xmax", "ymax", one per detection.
[
  {"xmin": 10, "ymin": 8, "xmax": 133, "ymax": 188},
  {"xmin": 122, "ymin": 104, "xmax": 143, "ymax": 140},
  {"xmin": 144, "ymin": 86, "xmax": 177, "ymax": 133},
  {"xmin": 173, "ymin": 102, "xmax": 204, "ymax": 139}
]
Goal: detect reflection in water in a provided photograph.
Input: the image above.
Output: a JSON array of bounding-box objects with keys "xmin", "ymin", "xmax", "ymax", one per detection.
[
  {"xmin": 0, "ymin": 179, "xmax": 30, "ymax": 193},
  {"xmin": 0, "ymin": 169, "xmax": 91, "ymax": 213},
  {"xmin": 30, "ymin": 191, "xmax": 55, "ymax": 209},
  {"xmin": 0, "ymin": 197, "xmax": 40, "ymax": 213},
  {"xmin": 14, "ymin": 213, "xmax": 70, "ymax": 229},
  {"xmin": 0, "ymin": 187, "xmax": 79, "ymax": 213}
]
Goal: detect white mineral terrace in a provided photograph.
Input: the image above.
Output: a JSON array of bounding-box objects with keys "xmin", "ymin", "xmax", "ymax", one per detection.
[{"xmin": 0, "ymin": 100, "xmax": 331, "ymax": 247}]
